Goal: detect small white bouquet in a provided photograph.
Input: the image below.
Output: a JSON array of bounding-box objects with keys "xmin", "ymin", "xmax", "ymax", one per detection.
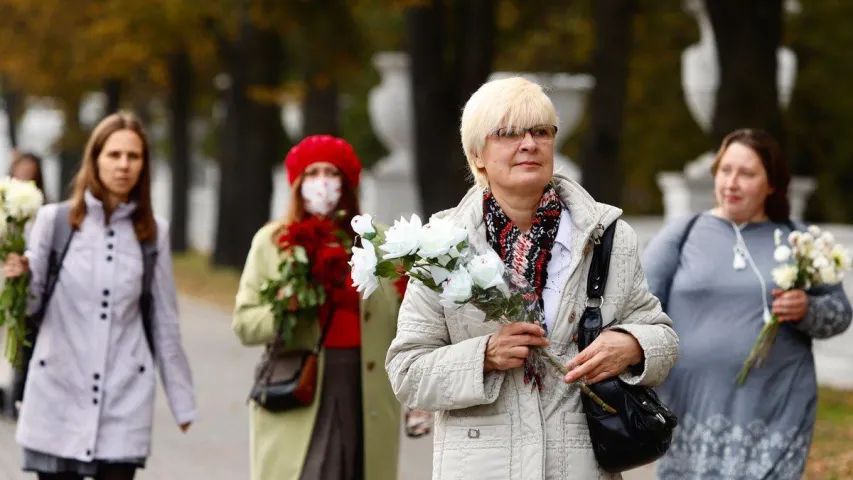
[
  {"xmin": 349, "ymin": 213, "xmax": 616, "ymax": 413},
  {"xmin": 737, "ymin": 225, "xmax": 852, "ymax": 385},
  {"xmin": 0, "ymin": 177, "xmax": 45, "ymax": 367}
]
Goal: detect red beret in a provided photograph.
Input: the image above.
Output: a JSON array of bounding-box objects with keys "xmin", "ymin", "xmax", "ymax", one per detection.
[{"xmin": 284, "ymin": 135, "xmax": 362, "ymax": 188}]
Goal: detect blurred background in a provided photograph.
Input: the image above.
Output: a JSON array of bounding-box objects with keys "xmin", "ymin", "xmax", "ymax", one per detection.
[{"xmin": 1, "ymin": 0, "xmax": 852, "ymax": 478}]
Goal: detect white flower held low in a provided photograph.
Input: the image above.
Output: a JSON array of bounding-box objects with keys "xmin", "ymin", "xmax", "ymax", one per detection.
[
  {"xmin": 741, "ymin": 223, "xmax": 853, "ymax": 385},
  {"xmin": 771, "ymin": 264, "xmax": 797, "ymax": 292}
]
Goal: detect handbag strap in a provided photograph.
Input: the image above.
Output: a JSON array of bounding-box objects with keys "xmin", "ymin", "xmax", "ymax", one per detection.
[
  {"xmin": 312, "ymin": 306, "xmax": 337, "ymax": 354},
  {"xmin": 578, "ymin": 222, "xmax": 618, "ymax": 352},
  {"xmin": 587, "ymin": 222, "xmax": 618, "ymax": 300}
]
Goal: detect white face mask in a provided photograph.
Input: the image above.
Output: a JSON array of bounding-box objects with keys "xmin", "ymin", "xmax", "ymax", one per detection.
[{"xmin": 301, "ymin": 177, "xmax": 342, "ymax": 216}]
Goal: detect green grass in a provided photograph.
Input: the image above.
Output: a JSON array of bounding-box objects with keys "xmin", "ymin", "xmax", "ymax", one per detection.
[
  {"xmin": 171, "ymin": 251, "xmax": 242, "ymax": 311},
  {"xmin": 806, "ymin": 388, "xmax": 853, "ymax": 479}
]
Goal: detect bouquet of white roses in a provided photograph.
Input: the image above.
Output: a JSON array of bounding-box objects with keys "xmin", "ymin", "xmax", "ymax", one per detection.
[
  {"xmin": 0, "ymin": 177, "xmax": 44, "ymax": 367},
  {"xmin": 349, "ymin": 213, "xmax": 616, "ymax": 414},
  {"xmin": 737, "ymin": 225, "xmax": 852, "ymax": 385}
]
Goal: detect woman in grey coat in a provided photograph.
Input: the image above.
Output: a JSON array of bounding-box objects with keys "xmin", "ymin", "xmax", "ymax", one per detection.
[
  {"xmin": 2, "ymin": 112, "xmax": 197, "ymax": 480},
  {"xmin": 643, "ymin": 129, "xmax": 852, "ymax": 479}
]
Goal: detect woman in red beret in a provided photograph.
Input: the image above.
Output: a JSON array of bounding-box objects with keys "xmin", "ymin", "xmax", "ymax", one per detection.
[{"xmin": 232, "ymin": 135, "xmax": 402, "ymax": 480}]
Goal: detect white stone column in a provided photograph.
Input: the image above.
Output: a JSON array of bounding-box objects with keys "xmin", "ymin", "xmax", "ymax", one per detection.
[
  {"xmin": 364, "ymin": 52, "xmax": 421, "ymax": 221},
  {"xmin": 657, "ymin": 0, "xmax": 813, "ymax": 220}
]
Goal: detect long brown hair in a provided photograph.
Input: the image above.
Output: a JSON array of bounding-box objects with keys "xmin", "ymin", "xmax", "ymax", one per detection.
[
  {"xmin": 711, "ymin": 128, "xmax": 791, "ymax": 223},
  {"xmin": 68, "ymin": 111, "xmax": 157, "ymax": 241},
  {"xmin": 282, "ymin": 174, "xmax": 360, "ymax": 240}
]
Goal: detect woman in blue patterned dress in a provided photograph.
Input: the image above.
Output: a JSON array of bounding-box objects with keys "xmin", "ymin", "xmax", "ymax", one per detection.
[{"xmin": 643, "ymin": 129, "xmax": 852, "ymax": 480}]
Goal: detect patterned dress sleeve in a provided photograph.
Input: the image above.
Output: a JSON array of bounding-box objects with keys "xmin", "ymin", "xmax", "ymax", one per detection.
[{"xmin": 794, "ymin": 283, "xmax": 852, "ymax": 339}]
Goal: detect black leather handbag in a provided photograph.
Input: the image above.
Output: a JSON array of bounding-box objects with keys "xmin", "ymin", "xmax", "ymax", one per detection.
[
  {"xmin": 248, "ymin": 308, "xmax": 335, "ymax": 413},
  {"xmin": 577, "ymin": 222, "xmax": 678, "ymax": 473}
]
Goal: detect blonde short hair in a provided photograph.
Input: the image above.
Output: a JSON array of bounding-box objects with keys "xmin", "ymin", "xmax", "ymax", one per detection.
[{"xmin": 460, "ymin": 76, "xmax": 559, "ymax": 187}]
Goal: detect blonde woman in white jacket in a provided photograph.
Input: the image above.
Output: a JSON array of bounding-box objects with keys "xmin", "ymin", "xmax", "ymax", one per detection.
[{"xmin": 385, "ymin": 77, "xmax": 679, "ymax": 480}]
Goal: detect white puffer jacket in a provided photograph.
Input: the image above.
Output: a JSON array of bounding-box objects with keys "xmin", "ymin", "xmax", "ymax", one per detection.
[{"xmin": 386, "ymin": 175, "xmax": 679, "ymax": 480}]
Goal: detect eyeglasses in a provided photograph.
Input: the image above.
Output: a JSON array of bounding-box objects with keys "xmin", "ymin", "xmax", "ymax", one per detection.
[{"xmin": 489, "ymin": 124, "xmax": 558, "ymax": 142}]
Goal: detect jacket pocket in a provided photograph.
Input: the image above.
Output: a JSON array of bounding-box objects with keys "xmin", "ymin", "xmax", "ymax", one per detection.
[
  {"xmin": 436, "ymin": 413, "xmax": 512, "ymax": 480},
  {"xmin": 546, "ymin": 412, "xmax": 614, "ymax": 480}
]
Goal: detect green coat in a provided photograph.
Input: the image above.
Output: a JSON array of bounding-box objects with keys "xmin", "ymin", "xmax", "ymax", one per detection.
[{"xmin": 232, "ymin": 222, "xmax": 401, "ymax": 480}]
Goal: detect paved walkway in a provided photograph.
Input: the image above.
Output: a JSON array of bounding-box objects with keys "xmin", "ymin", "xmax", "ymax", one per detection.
[
  {"xmin": 4, "ymin": 287, "xmax": 851, "ymax": 479},
  {"xmin": 0, "ymin": 297, "xmax": 654, "ymax": 480}
]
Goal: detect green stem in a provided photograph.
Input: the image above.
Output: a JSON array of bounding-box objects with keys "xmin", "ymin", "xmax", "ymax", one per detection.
[
  {"xmin": 737, "ymin": 317, "xmax": 779, "ymax": 385},
  {"xmin": 537, "ymin": 345, "xmax": 617, "ymax": 415}
]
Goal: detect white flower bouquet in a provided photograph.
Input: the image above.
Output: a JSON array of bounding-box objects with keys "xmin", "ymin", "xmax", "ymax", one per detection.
[
  {"xmin": 349, "ymin": 213, "xmax": 616, "ymax": 413},
  {"xmin": 737, "ymin": 225, "xmax": 852, "ymax": 385},
  {"xmin": 0, "ymin": 177, "xmax": 44, "ymax": 367}
]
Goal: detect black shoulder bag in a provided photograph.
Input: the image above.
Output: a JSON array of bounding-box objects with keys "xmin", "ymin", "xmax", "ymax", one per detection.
[
  {"xmin": 248, "ymin": 307, "xmax": 335, "ymax": 413},
  {"xmin": 577, "ymin": 222, "xmax": 678, "ymax": 473}
]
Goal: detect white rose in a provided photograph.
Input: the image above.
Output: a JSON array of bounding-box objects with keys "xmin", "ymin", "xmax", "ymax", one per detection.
[
  {"xmin": 808, "ymin": 225, "xmax": 822, "ymax": 238},
  {"xmin": 3, "ymin": 178, "xmax": 44, "ymax": 220},
  {"xmin": 771, "ymin": 264, "xmax": 798, "ymax": 290},
  {"xmin": 350, "ymin": 239, "xmax": 380, "ymax": 299},
  {"xmin": 773, "ymin": 245, "xmax": 792, "ymax": 263},
  {"xmin": 467, "ymin": 251, "xmax": 506, "ymax": 289},
  {"xmin": 418, "ymin": 217, "xmax": 468, "ymax": 259},
  {"xmin": 351, "ymin": 214, "xmax": 376, "ymax": 237},
  {"xmin": 379, "ymin": 214, "xmax": 422, "ymax": 259},
  {"xmin": 820, "ymin": 231, "xmax": 835, "ymax": 245},
  {"xmin": 439, "ymin": 266, "xmax": 474, "ymax": 308}
]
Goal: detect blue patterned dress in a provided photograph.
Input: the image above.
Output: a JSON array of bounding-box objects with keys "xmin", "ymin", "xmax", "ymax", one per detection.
[{"xmin": 642, "ymin": 213, "xmax": 852, "ymax": 480}]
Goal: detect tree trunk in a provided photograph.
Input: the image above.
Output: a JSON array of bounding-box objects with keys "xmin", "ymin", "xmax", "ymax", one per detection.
[
  {"xmin": 212, "ymin": 18, "xmax": 282, "ymax": 268},
  {"xmin": 706, "ymin": 0, "xmax": 783, "ymax": 146},
  {"xmin": 301, "ymin": 73, "xmax": 339, "ymax": 137},
  {"xmin": 167, "ymin": 50, "xmax": 192, "ymax": 253},
  {"xmin": 454, "ymin": 0, "xmax": 495, "ymax": 99},
  {"xmin": 1, "ymin": 80, "xmax": 21, "ymax": 148},
  {"xmin": 406, "ymin": 0, "xmax": 493, "ymax": 217},
  {"xmin": 579, "ymin": 0, "xmax": 637, "ymax": 206},
  {"xmin": 103, "ymin": 78, "xmax": 122, "ymax": 115},
  {"xmin": 58, "ymin": 98, "xmax": 86, "ymax": 200}
]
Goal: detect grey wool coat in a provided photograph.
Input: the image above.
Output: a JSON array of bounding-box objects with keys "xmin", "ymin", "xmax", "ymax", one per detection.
[{"xmin": 15, "ymin": 192, "xmax": 197, "ymax": 462}]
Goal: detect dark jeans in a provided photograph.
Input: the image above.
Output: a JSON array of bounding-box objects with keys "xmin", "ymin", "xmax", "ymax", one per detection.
[{"xmin": 36, "ymin": 463, "xmax": 137, "ymax": 480}]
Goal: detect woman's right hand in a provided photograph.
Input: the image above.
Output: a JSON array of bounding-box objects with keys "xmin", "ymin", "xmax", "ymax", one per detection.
[
  {"xmin": 484, "ymin": 323, "xmax": 549, "ymax": 372},
  {"xmin": 3, "ymin": 253, "xmax": 29, "ymax": 279}
]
